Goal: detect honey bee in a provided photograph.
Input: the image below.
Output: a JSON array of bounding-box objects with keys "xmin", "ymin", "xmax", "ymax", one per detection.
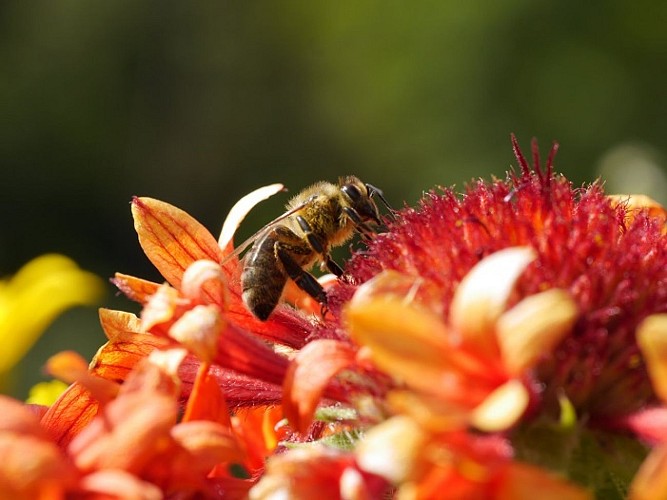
[{"xmin": 239, "ymin": 175, "xmax": 393, "ymax": 321}]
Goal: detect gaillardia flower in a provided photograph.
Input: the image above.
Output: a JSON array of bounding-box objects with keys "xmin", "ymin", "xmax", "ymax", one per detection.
[{"xmin": 3, "ymin": 136, "xmax": 667, "ymax": 499}]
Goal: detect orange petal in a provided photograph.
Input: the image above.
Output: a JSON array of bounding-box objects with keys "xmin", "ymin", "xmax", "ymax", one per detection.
[
  {"xmin": 112, "ymin": 273, "xmax": 161, "ymax": 305},
  {"xmin": 0, "ymin": 395, "xmax": 48, "ymax": 437},
  {"xmin": 346, "ymin": 296, "xmax": 493, "ymax": 393},
  {"xmin": 629, "ymin": 444, "xmax": 667, "ymax": 500},
  {"xmin": 99, "ymin": 308, "xmax": 145, "ymax": 340},
  {"xmin": 183, "ymin": 363, "xmax": 231, "ymax": 427},
  {"xmin": 171, "ymin": 420, "xmax": 244, "ymax": 472},
  {"xmin": 92, "ymin": 333, "xmax": 169, "ymax": 381},
  {"xmin": 496, "ymin": 289, "xmax": 578, "ymax": 376},
  {"xmin": 450, "ymin": 247, "xmax": 536, "ymax": 355},
  {"xmin": 40, "ymin": 382, "xmax": 99, "ymax": 447},
  {"xmin": 497, "ymin": 461, "xmax": 592, "ymax": 500},
  {"xmin": 45, "ymin": 351, "xmax": 118, "ymax": 405},
  {"xmin": 232, "ymin": 406, "xmax": 285, "ymax": 471},
  {"xmin": 132, "ymin": 197, "xmax": 225, "ymax": 293},
  {"xmin": 283, "ymin": 339, "xmax": 356, "ymax": 434},
  {"xmin": 0, "ymin": 433, "xmax": 75, "ymax": 498},
  {"xmin": 69, "ymin": 391, "xmax": 178, "ymax": 473},
  {"xmin": 250, "ymin": 447, "xmax": 358, "ymax": 499},
  {"xmin": 78, "ymin": 469, "xmax": 163, "ymax": 500},
  {"xmin": 351, "ymin": 269, "xmax": 443, "ymax": 314},
  {"xmin": 386, "ymin": 391, "xmax": 472, "ymax": 433}
]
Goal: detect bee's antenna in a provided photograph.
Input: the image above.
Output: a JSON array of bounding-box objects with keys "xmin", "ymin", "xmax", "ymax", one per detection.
[{"xmin": 366, "ymin": 183, "xmax": 397, "ymax": 220}]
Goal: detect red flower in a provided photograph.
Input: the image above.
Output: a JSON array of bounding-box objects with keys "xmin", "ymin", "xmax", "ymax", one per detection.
[{"xmin": 8, "ymin": 136, "xmax": 667, "ymax": 498}]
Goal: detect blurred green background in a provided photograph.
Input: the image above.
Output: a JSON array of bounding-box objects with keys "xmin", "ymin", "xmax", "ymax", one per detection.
[{"xmin": 2, "ymin": 0, "xmax": 666, "ymax": 398}]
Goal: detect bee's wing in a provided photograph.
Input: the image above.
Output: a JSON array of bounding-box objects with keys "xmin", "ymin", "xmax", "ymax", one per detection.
[{"xmin": 220, "ymin": 195, "xmax": 317, "ymax": 265}]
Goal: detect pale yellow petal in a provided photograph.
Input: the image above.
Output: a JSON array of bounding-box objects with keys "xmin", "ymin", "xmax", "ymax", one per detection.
[
  {"xmin": 218, "ymin": 183, "xmax": 285, "ymax": 251},
  {"xmin": 169, "ymin": 305, "xmax": 225, "ymax": 363},
  {"xmin": 496, "ymin": 289, "xmax": 578, "ymax": 375},
  {"xmin": 636, "ymin": 314, "xmax": 667, "ymax": 402},
  {"xmin": 450, "ymin": 247, "xmax": 536, "ymax": 354},
  {"xmin": 470, "ymin": 379, "xmax": 529, "ymax": 432},
  {"xmin": 140, "ymin": 283, "xmax": 179, "ymax": 331},
  {"xmin": 355, "ymin": 416, "xmax": 428, "ymax": 483},
  {"xmin": 181, "ymin": 259, "xmax": 228, "ymax": 306}
]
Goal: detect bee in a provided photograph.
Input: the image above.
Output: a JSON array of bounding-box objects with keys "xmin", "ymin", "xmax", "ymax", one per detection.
[{"xmin": 240, "ymin": 175, "xmax": 393, "ymax": 321}]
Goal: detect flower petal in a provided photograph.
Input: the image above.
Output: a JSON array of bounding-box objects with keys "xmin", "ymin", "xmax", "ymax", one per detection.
[
  {"xmin": 181, "ymin": 259, "xmax": 228, "ymax": 306},
  {"xmin": 95, "ymin": 309, "xmax": 171, "ymax": 379},
  {"xmin": 497, "ymin": 461, "xmax": 592, "ymax": 500},
  {"xmin": 449, "ymin": 247, "xmax": 536, "ymax": 354},
  {"xmin": 283, "ymin": 339, "xmax": 356, "ymax": 434},
  {"xmin": 346, "ymin": 296, "xmax": 492, "ymax": 394},
  {"xmin": 69, "ymin": 391, "xmax": 178, "ymax": 473},
  {"xmin": 0, "ymin": 394, "xmax": 48, "ymax": 437},
  {"xmin": 182, "ymin": 363, "xmax": 231, "ymax": 427},
  {"xmin": 470, "ymin": 379, "xmax": 529, "ymax": 432},
  {"xmin": 0, "ymin": 254, "xmax": 104, "ymax": 373},
  {"xmin": 132, "ymin": 197, "xmax": 225, "ymax": 292},
  {"xmin": 40, "ymin": 382, "xmax": 100, "ymax": 446},
  {"xmin": 171, "ymin": 420, "xmax": 244, "ymax": 471},
  {"xmin": 356, "ymin": 416, "xmax": 428, "ymax": 483},
  {"xmin": 637, "ymin": 314, "xmax": 667, "ymax": 402},
  {"xmin": 112, "ymin": 273, "xmax": 160, "ymax": 305},
  {"xmin": 608, "ymin": 194, "xmax": 667, "ymax": 227},
  {"xmin": 45, "ymin": 351, "xmax": 118, "ymax": 404},
  {"xmin": 140, "ymin": 283, "xmax": 181, "ymax": 332},
  {"xmin": 169, "ymin": 305, "xmax": 224, "ymax": 363},
  {"xmin": 496, "ymin": 289, "xmax": 578, "ymax": 376},
  {"xmin": 0, "ymin": 433, "xmax": 75, "ymax": 498},
  {"xmin": 629, "ymin": 444, "xmax": 667, "ymax": 500},
  {"xmin": 218, "ymin": 183, "xmax": 285, "ymax": 252},
  {"xmin": 78, "ymin": 469, "xmax": 163, "ymax": 500}
]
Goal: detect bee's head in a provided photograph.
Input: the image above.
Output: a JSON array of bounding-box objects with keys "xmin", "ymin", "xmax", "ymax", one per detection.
[{"xmin": 339, "ymin": 176, "xmax": 391, "ymax": 226}]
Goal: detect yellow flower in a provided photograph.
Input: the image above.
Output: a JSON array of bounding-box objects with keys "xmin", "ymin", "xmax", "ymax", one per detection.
[{"xmin": 0, "ymin": 254, "xmax": 104, "ymax": 376}]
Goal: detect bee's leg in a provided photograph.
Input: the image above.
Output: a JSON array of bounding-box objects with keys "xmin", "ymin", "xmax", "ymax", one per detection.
[
  {"xmin": 295, "ymin": 215, "xmax": 326, "ymax": 253},
  {"xmin": 276, "ymin": 246, "xmax": 328, "ymax": 305},
  {"xmin": 324, "ymin": 254, "xmax": 344, "ymax": 277},
  {"xmin": 295, "ymin": 215, "xmax": 345, "ymax": 277},
  {"xmin": 342, "ymin": 207, "xmax": 375, "ymax": 240},
  {"xmin": 342, "ymin": 206, "xmax": 362, "ymax": 225}
]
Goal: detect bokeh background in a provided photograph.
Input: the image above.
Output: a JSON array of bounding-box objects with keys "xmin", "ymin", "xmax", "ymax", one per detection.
[{"xmin": 3, "ymin": 0, "xmax": 667, "ymax": 398}]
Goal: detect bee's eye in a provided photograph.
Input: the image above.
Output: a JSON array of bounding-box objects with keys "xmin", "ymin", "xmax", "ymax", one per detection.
[{"xmin": 342, "ymin": 184, "xmax": 362, "ymax": 202}]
